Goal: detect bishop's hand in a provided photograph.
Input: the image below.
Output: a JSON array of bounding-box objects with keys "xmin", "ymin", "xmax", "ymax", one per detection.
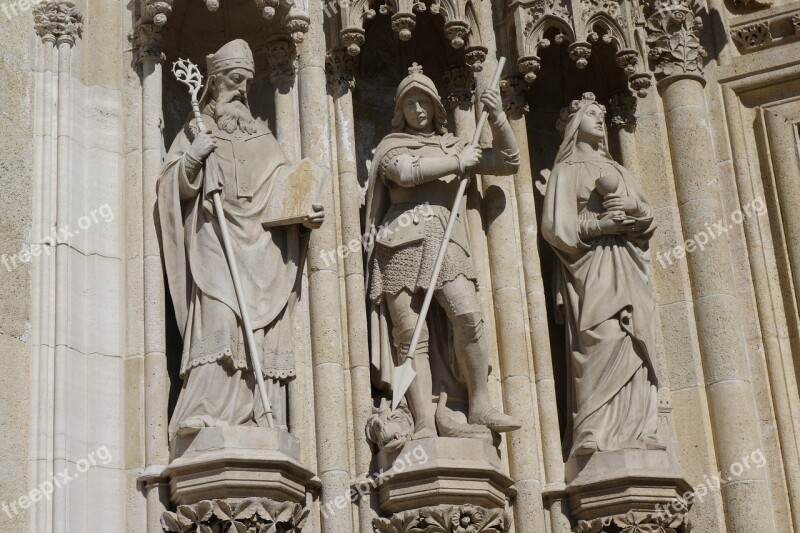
[
  {"xmin": 187, "ymin": 131, "xmax": 217, "ymax": 162},
  {"xmin": 303, "ymin": 203, "xmax": 325, "ymax": 230}
]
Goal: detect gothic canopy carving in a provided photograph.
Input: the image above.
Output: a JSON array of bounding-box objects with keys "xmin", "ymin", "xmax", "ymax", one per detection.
[
  {"xmin": 336, "ymin": 0, "xmax": 488, "ymax": 70},
  {"xmin": 144, "ymin": 0, "xmax": 310, "ymax": 43},
  {"xmin": 506, "ymin": 0, "xmax": 652, "ymax": 96}
]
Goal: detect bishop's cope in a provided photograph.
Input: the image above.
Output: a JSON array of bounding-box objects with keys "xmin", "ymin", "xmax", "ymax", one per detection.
[
  {"xmin": 365, "ymin": 64, "xmax": 523, "ymax": 437},
  {"xmin": 157, "ymin": 40, "xmax": 325, "ymax": 440}
]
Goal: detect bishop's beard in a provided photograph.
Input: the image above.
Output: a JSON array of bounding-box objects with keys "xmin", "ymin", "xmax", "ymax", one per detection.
[{"xmin": 213, "ymin": 94, "xmax": 264, "ymax": 135}]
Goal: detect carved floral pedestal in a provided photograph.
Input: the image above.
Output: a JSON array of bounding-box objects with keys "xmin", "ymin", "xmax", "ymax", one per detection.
[
  {"xmin": 372, "ymin": 437, "xmax": 515, "ymax": 533},
  {"xmin": 160, "ymin": 427, "xmax": 318, "ymax": 532},
  {"xmin": 564, "ymin": 449, "xmax": 693, "ymax": 533}
]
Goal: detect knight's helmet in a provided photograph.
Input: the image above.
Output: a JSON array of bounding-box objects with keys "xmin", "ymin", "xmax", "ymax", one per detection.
[{"xmin": 391, "ymin": 63, "xmax": 448, "ymax": 133}]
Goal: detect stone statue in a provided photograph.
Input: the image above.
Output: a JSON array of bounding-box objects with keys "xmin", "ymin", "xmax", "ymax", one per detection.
[
  {"xmin": 158, "ymin": 39, "xmax": 324, "ymax": 440},
  {"xmin": 365, "ymin": 64, "xmax": 521, "ymax": 438},
  {"xmin": 542, "ymin": 93, "xmax": 665, "ymax": 458}
]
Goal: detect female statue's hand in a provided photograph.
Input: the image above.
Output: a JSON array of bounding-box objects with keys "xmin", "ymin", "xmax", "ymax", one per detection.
[
  {"xmin": 597, "ymin": 211, "xmax": 635, "ymax": 235},
  {"xmin": 457, "ymin": 144, "xmax": 483, "ymax": 173},
  {"xmin": 603, "ymin": 194, "xmax": 639, "ymax": 214}
]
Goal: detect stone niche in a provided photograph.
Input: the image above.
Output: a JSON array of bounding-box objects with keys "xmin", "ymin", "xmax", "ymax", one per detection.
[{"xmin": 153, "ymin": 2, "xmax": 318, "ymax": 532}]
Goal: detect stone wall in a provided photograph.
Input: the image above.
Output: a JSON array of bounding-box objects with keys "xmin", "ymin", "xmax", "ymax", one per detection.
[{"xmin": 0, "ymin": 6, "xmax": 35, "ymax": 531}]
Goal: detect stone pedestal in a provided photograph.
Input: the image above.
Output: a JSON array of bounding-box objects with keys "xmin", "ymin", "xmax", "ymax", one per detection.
[
  {"xmin": 565, "ymin": 449, "xmax": 693, "ymax": 532},
  {"xmin": 164, "ymin": 426, "xmax": 318, "ymax": 505},
  {"xmin": 372, "ymin": 437, "xmax": 515, "ymax": 532}
]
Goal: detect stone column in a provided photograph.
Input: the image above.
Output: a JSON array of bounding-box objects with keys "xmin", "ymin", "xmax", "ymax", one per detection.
[
  {"xmin": 473, "ymin": 53, "xmax": 548, "ymax": 533},
  {"xmin": 30, "ymin": 8, "xmax": 57, "ymax": 531},
  {"xmin": 266, "ymin": 38, "xmax": 300, "ymax": 161},
  {"xmin": 50, "ymin": 7, "xmax": 81, "ymax": 532},
  {"xmin": 442, "ymin": 65, "xmax": 504, "ymax": 401},
  {"xmin": 327, "ymin": 47, "xmax": 374, "ymax": 533},
  {"xmin": 131, "ymin": 19, "xmax": 171, "ymax": 533},
  {"xmin": 645, "ymin": 1, "xmax": 776, "ymax": 530},
  {"xmin": 763, "ymin": 109, "xmax": 800, "ymax": 327},
  {"xmin": 607, "ymin": 92, "xmax": 642, "ymax": 177},
  {"xmin": 296, "ymin": 6, "xmax": 356, "ymax": 532},
  {"xmin": 500, "ymin": 76, "xmax": 571, "ymax": 533}
]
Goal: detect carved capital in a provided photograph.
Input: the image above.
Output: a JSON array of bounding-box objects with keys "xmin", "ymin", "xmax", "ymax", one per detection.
[
  {"xmin": 266, "ymin": 38, "xmax": 297, "ymax": 88},
  {"xmin": 326, "ymin": 48, "xmax": 358, "ymax": 95},
  {"xmin": 643, "ymin": 0, "xmax": 707, "ymax": 80},
  {"xmin": 442, "ymin": 66, "xmax": 476, "ymax": 110},
  {"xmin": 374, "ymin": 505, "xmax": 510, "ymax": 533},
  {"xmin": 32, "ymin": 1, "xmax": 83, "ymax": 45},
  {"xmin": 575, "ymin": 510, "xmax": 691, "ymax": 533},
  {"xmin": 500, "ymin": 77, "xmax": 530, "ymax": 119},
  {"xmin": 161, "ymin": 498, "xmax": 309, "ymax": 533},
  {"xmin": 129, "ymin": 21, "xmax": 165, "ymax": 65},
  {"xmin": 607, "ymin": 92, "xmax": 637, "ymax": 131},
  {"xmin": 793, "ymin": 13, "xmax": 800, "ymax": 35}
]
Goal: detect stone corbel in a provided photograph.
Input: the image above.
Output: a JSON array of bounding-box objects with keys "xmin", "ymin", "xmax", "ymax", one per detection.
[
  {"xmin": 337, "ymin": 0, "xmax": 487, "ymax": 70},
  {"xmin": 510, "ymin": 0, "xmax": 651, "ymax": 95},
  {"xmin": 145, "ymin": 0, "xmax": 310, "ymax": 44}
]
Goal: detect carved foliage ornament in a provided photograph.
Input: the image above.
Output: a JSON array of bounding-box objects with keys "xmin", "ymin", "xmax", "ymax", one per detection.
[
  {"xmin": 579, "ymin": 0, "xmax": 625, "ymax": 28},
  {"xmin": 129, "ymin": 21, "xmax": 165, "ymax": 64},
  {"xmin": 161, "ymin": 498, "xmax": 309, "ymax": 533},
  {"xmin": 373, "ymin": 505, "xmax": 509, "ymax": 533},
  {"xmin": 644, "ymin": 0, "xmax": 706, "ymax": 79},
  {"xmin": 326, "ymin": 48, "xmax": 358, "ymax": 95},
  {"xmin": 33, "ymin": 1, "xmax": 83, "ymax": 43},
  {"xmin": 731, "ymin": 21, "xmax": 772, "ymax": 49},
  {"xmin": 575, "ymin": 510, "xmax": 691, "ymax": 533}
]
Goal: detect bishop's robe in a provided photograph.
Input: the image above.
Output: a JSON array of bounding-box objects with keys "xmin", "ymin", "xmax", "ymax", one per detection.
[{"xmin": 158, "ymin": 114, "xmax": 307, "ymax": 439}]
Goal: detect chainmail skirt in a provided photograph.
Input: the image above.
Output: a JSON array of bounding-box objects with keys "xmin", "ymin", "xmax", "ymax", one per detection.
[{"xmin": 369, "ymin": 216, "xmax": 477, "ymax": 304}]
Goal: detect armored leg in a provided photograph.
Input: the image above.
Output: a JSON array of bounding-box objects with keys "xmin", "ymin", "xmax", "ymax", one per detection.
[
  {"xmin": 386, "ymin": 289, "xmax": 437, "ymax": 439},
  {"xmin": 437, "ymin": 276, "xmax": 520, "ymax": 432}
]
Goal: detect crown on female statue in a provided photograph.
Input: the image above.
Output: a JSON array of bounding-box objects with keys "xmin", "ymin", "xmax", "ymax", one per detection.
[{"xmin": 206, "ymin": 39, "xmax": 255, "ymax": 76}]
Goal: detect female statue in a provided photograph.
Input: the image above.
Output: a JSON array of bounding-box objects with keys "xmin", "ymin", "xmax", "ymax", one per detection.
[
  {"xmin": 542, "ymin": 93, "xmax": 665, "ymax": 458},
  {"xmin": 365, "ymin": 64, "xmax": 521, "ymax": 438}
]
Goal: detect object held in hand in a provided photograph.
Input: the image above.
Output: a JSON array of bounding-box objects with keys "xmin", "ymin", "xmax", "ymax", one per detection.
[{"xmin": 262, "ymin": 160, "xmax": 326, "ymax": 228}]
